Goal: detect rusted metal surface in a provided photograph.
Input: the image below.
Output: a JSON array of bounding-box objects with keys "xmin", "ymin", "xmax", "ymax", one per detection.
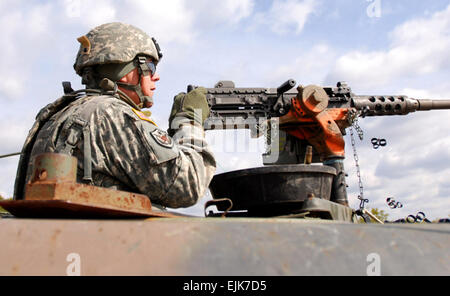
[
  {"xmin": 29, "ymin": 153, "xmax": 77, "ymax": 183},
  {"xmin": 25, "ymin": 153, "xmax": 151, "ymax": 213},
  {"xmin": 5, "ymin": 152, "xmax": 180, "ymax": 218},
  {"xmin": 0, "ymin": 200, "xmax": 178, "ymax": 219},
  {"xmin": 25, "ymin": 182, "xmax": 153, "ymax": 214},
  {"xmin": 0, "ymin": 218, "xmax": 448, "ymax": 276}
]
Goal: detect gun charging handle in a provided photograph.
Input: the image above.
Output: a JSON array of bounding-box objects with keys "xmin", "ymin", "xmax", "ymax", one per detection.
[
  {"xmin": 274, "ymin": 79, "xmax": 296, "ymax": 115},
  {"xmin": 277, "ymin": 79, "xmax": 296, "ymax": 95}
]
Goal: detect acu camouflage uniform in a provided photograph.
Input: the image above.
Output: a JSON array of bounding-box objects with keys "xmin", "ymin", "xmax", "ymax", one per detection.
[
  {"xmin": 13, "ymin": 22, "xmax": 216, "ymax": 208},
  {"xmin": 20, "ymin": 94, "xmax": 215, "ymax": 208}
]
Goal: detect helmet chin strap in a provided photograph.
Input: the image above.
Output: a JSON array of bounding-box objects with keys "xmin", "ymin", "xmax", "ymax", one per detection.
[{"xmin": 116, "ymin": 56, "xmax": 153, "ymax": 108}]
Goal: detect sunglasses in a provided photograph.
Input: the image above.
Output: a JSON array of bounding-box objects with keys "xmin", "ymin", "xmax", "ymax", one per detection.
[
  {"xmin": 137, "ymin": 56, "xmax": 157, "ymax": 76},
  {"xmin": 146, "ymin": 61, "xmax": 156, "ymax": 76}
]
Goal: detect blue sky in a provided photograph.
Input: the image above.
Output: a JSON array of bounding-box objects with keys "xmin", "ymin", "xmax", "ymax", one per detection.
[{"xmin": 1, "ymin": 0, "xmax": 450, "ymax": 220}]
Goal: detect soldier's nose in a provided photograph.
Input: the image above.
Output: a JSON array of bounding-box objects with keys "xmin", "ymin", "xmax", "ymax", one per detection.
[{"xmin": 151, "ymin": 73, "xmax": 160, "ymax": 82}]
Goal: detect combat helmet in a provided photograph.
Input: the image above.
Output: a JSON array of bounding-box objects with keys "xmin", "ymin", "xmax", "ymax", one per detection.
[
  {"xmin": 74, "ymin": 22, "xmax": 162, "ymax": 75},
  {"xmin": 73, "ymin": 22, "xmax": 163, "ymax": 108}
]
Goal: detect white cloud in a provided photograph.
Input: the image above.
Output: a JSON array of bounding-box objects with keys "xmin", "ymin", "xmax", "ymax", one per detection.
[
  {"xmin": 0, "ymin": 120, "xmax": 30, "ymax": 153},
  {"xmin": 400, "ymin": 87, "xmax": 449, "ymax": 100},
  {"xmin": 253, "ymin": 0, "xmax": 318, "ymax": 35},
  {"xmin": 0, "ymin": 158, "xmax": 19, "ymax": 199},
  {"xmin": 193, "ymin": 0, "xmax": 254, "ymax": 26},
  {"xmin": 0, "ymin": 118, "xmax": 31, "ymax": 199},
  {"xmin": 0, "ymin": 78, "xmax": 23, "ymax": 99},
  {"xmin": 62, "ymin": 0, "xmax": 117, "ymax": 28},
  {"xmin": 0, "ymin": 2, "xmax": 53, "ymax": 100},
  {"xmin": 119, "ymin": 0, "xmax": 195, "ymax": 44},
  {"xmin": 112, "ymin": 0, "xmax": 254, "ymax": 44},
  {"xmin": 272, "ymin": 44, "xmax": 335, "ymax": 85},
  {"xmin": 327, "ymin": 4, "xmax": 450, "ymax": 88},
  {"xmin": 58, "ymin": 0, "xmax": 197, "ymax": 45}
]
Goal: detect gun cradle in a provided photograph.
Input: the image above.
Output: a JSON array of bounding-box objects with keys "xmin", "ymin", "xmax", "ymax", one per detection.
[
  {"xmin": 279, "ymin": 85, "xmax": 353, "ymax": 159},
  {"xmin": 202, "ymin": 80, "xmax": 357, "ymax": 160}
]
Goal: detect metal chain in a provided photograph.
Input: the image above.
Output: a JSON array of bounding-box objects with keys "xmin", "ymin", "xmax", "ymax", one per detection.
[
  {"xmin": 350, "ymin": 126, "xmax": 368, "ymax": 211},
  {"xmin": 347, "ymin": 109, "xmax": 364, "ymax": 140},
  {"xmin": 353, "ymin": 119, "xmax": 364, "ymax": 141}
]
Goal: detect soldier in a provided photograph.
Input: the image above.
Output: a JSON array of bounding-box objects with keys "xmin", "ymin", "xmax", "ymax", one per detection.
[{"xmin": 13, "ymin": 22, "xmax": 216, "ymax": 209}]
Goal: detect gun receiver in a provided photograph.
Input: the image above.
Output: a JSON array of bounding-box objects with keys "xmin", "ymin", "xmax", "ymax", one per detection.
[{"xmin": 190, "ymin": 80, "xmax": 298, "ymax": 132}]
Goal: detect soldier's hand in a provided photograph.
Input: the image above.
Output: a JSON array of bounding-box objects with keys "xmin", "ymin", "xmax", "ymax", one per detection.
[{"xmin": 168, "ymin": 87, "xmax": 209, "ymax": 133}]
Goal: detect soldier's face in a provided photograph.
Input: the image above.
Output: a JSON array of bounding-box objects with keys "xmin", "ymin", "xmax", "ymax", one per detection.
[
  {"xmin": 141, "ymin": 70, "xmax": 160, "ymax": 107},
  {"xmin": 117, "ymin": 62, "xmax": 160, "ymax": 108}
]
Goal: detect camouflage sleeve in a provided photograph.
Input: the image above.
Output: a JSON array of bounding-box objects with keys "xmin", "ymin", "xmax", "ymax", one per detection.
[
  {"xmin": 94, "ymin": 102, "xmax": 216, "ymax": 208},
  {"xmin": 165, "ymin": 121, "xmax": 217, "ymax": 206}
]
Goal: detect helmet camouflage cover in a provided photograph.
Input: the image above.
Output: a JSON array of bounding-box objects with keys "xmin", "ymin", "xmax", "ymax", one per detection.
[{"xmin": 73, "ymin": 22, "xmax": 163, "ymax": 76}]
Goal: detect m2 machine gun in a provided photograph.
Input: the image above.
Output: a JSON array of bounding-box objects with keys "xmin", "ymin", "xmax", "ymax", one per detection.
[{"xmin": 190, "ymin": 80, "xmax": 450, "ymax": 216}]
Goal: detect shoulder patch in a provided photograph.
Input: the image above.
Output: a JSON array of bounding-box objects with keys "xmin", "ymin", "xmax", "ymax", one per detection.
[
  {"xmin": 132, "ymin": 108, "xmax": 157, "ymax": 126},
  {"xmin": 150, "ymin": 129, "xmax": 174, "ymax": 148},
  {"xmin": 134, "ymin": 120, "xmax": 179, "ymax": 164}
]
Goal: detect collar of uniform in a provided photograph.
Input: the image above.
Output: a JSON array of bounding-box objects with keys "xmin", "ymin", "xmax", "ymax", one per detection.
[{"xmin": 132, "ymin": 108, "xmax": 157, "ymax": 126}]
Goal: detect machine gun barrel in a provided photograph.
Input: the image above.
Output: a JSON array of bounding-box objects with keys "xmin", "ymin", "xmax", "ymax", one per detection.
[
  {"xmin": 416, "ymin": 99, "xmax": 450, "ymax": 110},
  {"xmin": 351, "ymin": 95, "xmax": 450, "ymax": 116}
]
